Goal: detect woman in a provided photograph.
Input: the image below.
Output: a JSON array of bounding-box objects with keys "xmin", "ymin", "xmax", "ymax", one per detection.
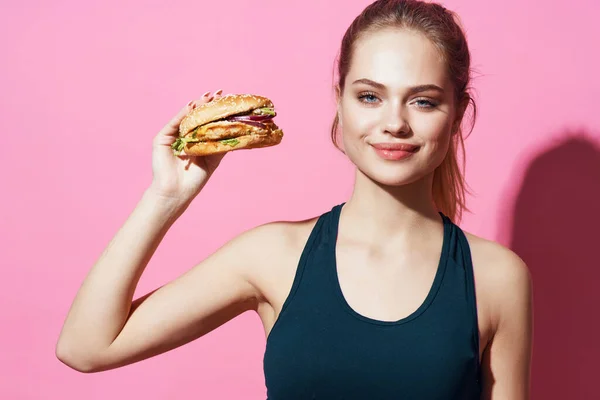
[{"xmin": 56, "ymin": 0, "xmax": 533, "ymax": 398}]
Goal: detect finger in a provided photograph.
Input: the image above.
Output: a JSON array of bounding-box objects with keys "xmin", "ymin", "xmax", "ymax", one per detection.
[
  {"xmin": 155, "ymin": 101, "xmax": 194, "ymax": 141},
  {"xmin": 190, "ymin": 89, "xmax": 224, "ymax": 109},
  {"xmin": 205, "ymin": 89, "xmax": 224, "ymax": 103},
  {"xmin": 155, "ymin": 90, "xmax": 216, "ymax": 144},
  {"xmin": 154, "ymin": 89, "xmax": 225, "ymax": 148},
  {"xmin": 191, "ymin": 90, "xmax": 217, "ymax": 108},
  {"xmin": 212, "ymin": 89, "xmax": 223, "ymax": 99}
]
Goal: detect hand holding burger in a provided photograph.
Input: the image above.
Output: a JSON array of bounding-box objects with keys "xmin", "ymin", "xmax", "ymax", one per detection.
[{"xmin": 147, "ymin": 91, "xmax": 284, "ymax": 211}]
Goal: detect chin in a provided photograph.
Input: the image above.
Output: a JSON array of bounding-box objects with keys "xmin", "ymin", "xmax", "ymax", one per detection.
[
  {"xmin": 347, "ymin": 146, "xmax": 435, "ymax": 187},
  {"xmin": 358, "ymin": 165, "xmax": 429, "ymax": 187}
]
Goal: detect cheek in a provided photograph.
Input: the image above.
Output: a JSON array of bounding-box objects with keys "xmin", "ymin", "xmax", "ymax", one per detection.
[
  {"xmin": 342, "ymin": 104, "xmax": 370, "ymax": 135},
  {"xmin": 340, "ymin": 103, "xmax": 380, "ymax": 149},
  {"xmin": 422, "ymin": 121, "xmax": 453, "ymax": 168},
  {"xmin": 339, "ymin": 121, "xmax": 368, "ymax": 164},
  {"xmin": 339, "ymin": 109, "xmax": 367, "ymax": 153},
  {"xmin": 413, "ymin": 113, "xmax": 453, "ymax": 152},
  {"xmin": 412, "ymin": 111, "xmax": 453, "ymax": 140}
]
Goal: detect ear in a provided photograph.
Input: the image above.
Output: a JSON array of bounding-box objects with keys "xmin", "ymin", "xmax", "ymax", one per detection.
[
  {"xmin": 333, "ymin": 85, "xmax": 346, "ymax": 154},
  {"xmin": 335, "ymin": 85, "xmax": 343, "ymax": 126}
]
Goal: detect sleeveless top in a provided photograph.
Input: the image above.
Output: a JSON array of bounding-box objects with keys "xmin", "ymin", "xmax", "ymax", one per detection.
[{"xmin": 263, "ymin": 204, "xmax": 481, "ymax": 399}]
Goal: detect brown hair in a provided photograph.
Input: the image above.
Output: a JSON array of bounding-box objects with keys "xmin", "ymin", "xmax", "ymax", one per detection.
[{"xmin": 331, "ymin": 0, "xmax": 476, "ymax": 222}]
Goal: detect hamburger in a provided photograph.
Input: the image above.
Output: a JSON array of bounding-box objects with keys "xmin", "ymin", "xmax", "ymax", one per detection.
[{"xmin": 171, "ymin": 94, "xmax": 284, "ymax": 156}]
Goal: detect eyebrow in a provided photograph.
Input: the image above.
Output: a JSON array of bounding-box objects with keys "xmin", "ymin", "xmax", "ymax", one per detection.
[{"xmin": 352, "ymin": 78, "xmax": 445, "ymax": 95}]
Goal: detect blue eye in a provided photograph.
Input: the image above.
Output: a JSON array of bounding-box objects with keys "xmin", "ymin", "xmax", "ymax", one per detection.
[
  {"xmin": 357, "ymin": 93, "xmax": 438, "ymax": 109},
  {"xmin": 414, "ymin": 99, "xmax": 437, "ymax": 109},
  {"xmin": 358, "ymin": 92, "xmax": 379, "ymax": 104}
]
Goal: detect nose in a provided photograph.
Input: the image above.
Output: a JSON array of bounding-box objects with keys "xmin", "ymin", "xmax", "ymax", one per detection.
[{"xmin": 384, "ymin": 104, "xmax": 411, "ymax": 137}]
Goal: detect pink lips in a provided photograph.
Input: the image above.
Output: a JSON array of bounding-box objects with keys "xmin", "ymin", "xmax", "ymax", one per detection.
[{"xmin": 370, "ymin": 142, "xmax": 419, "ymax": 161}]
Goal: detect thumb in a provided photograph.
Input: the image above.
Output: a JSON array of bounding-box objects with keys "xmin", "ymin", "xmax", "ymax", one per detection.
[{"xmin": 154, "ymin": 101, "xmax": 194, "ymax": 146}]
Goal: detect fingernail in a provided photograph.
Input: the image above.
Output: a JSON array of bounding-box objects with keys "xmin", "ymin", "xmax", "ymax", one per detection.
[
  {"xmin": 187, "ymin": 100, "xmax": 194, "ymax": 107},
  {"xmin": 214, "ymin": 89, "xmax": 223, "ymax": 95},
  {"xmin": 202, "ymin": 91, "xmax": 211, "ymax": 97}
]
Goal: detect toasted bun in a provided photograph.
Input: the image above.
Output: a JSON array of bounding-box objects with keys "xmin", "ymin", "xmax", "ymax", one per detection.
[
  {"xmin": 182, "ymin": 129, "xmax": 283, "ymax": 156},
  {"xmin": 179, "ymin": 94, "xmax": 273, "ymax": 136}
]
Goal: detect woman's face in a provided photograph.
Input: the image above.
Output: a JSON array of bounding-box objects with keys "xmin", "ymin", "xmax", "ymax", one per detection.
[{"xmin": 338, "ymin": 29, "xmax": 461, "ymax": 187}]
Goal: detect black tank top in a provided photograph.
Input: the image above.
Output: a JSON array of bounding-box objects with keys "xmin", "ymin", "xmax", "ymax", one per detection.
[{"xmin": 263, "ymin": 204, "xmax": 481, "ymax": 399}]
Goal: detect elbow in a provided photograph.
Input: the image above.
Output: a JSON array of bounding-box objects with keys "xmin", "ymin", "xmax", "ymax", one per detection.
[{"xmin": 55, "ymin": 339, "xmax": 101, "ymax": 373}]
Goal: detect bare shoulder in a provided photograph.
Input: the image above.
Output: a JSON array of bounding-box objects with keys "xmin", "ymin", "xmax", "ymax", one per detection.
[
  {"xmin": 240, "ymin": 217, "xmax": 318, "ymax": 250},
  {"xmin": 237, "ymin": 216, "xmax": 319, "ymax": 266},
  {"xmin": 463, "ymin": 231, "xmax": 530, "ymax": 281},
  {"xmin": 462, "ymin": 231, "xmax": 533, "ymax": 330},
  {"xmin": 230, "ymin": 215, "xmax": 320, "ymax": 335},
  {"xmin": 233, "ymin": 216, "xmax": 320, "ymax": 303}
]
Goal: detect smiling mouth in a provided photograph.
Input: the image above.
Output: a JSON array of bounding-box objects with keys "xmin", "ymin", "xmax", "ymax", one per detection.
[
  {"xmin": 370, "ymin": 143, "xmax": 420, "ymax": 152},
  {"xmin": 369, "ymin": 142, "xmax": 420, "ymax": 161}
]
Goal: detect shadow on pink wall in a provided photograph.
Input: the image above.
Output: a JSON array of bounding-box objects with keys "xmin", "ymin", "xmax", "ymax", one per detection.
[{"xmin": 503, "ymin": 133, "xmax": 600, "ymax": 399}]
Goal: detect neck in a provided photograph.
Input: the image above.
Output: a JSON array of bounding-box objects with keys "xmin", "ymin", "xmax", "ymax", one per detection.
[{"xmin": 342, "ymin": 168, "xmax": 442, "ymax": 242}]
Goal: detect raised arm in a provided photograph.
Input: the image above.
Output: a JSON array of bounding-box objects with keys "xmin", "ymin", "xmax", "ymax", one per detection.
[{"xmin": 55, "ymin": 92, "xmax": 272, "ymax": 372}]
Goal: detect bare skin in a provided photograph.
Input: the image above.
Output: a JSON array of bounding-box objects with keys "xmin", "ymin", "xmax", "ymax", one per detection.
[{"xmin": 57, "ymin": 29, "xmax": 532, "ymax": 400}]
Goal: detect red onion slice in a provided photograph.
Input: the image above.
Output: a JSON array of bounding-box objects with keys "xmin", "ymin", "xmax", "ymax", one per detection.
[
  {"xmin": 227, "ymin": 114, "xmax": 275, "ymax": 122},
  {"xmin": 236, "ymin": 120, "xmax": 267, "ymax": 129}
]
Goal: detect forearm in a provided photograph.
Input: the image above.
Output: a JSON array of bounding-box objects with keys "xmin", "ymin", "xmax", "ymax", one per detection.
[{"xmin": 56, "ymin": 188, "xmax": 185, "ymax": 363}]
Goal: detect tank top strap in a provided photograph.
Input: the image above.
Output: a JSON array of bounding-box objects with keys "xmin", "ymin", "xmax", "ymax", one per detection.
[
  {"xmin": 327, "ymin": 203, "xmax": 344, "ymax": 242},
  {"xmin": 271, "ymin": 205, "xmax": 340, "ymax": 323},
  {"xmin": 443, "ymin": 213, "xmax": 481, "ymax": 364}
]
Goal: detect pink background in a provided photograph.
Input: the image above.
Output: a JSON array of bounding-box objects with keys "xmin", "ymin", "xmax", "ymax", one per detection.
[{"xmin": 1, "ymin": 0, "xmax": 599, "ymax": 398}]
